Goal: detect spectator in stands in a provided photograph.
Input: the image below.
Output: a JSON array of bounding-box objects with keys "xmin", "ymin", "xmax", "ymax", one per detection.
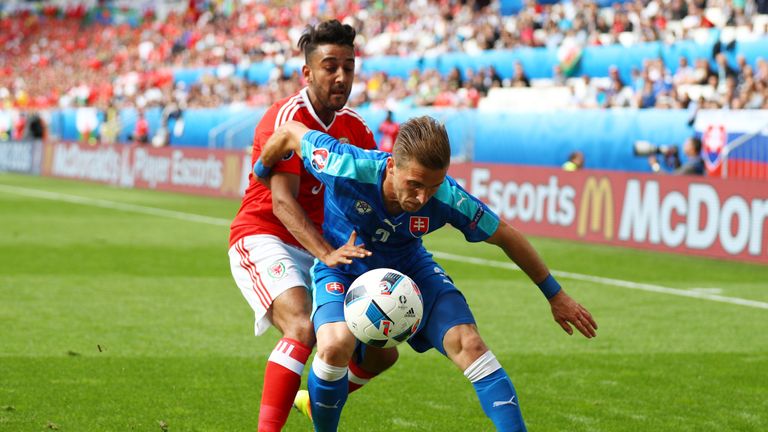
[
  {"xmin": 509, "ymin": 61, "xmax": 531, "ymax": 87},
  {"xmin": 648, "ymin": 137, "xmax": 704, "ymax": 175},
  {"xmin": 562, "ymin": 151, "xmax": 585, "ymax": 171},
  {"xmin": 377, "ymin": 110, "xmax": 399, "ymax": 153},
  {"xmin": 131, "ymin": 109, "xmax": 149, "ymax": 145},
  {"xmin": 673, "ymin": 56, "xmax": 696, "ymax": 86},
  {"xmin": 28, "ymin": 112, "xmax": 46, "ymax": 140},
  {"xmin": 715, "ymin": 53, "xmax": 738, "ymax": 94}
]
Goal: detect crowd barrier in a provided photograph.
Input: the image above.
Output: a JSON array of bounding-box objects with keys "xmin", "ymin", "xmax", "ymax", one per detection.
[{"xmin": 49, "ymin": 108, "xmax": 768, "ymax": 174}]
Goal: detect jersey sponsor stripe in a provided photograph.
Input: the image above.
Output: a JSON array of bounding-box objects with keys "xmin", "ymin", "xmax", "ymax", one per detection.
[
  {"xmin": 277, "ymin": 99, "xmax": 302, "ymax": 128},
  {"xmin": 274, "ymin": 94, "xmax": 302, "ymax": 130},
  {"xmin": 339, "ymin": 108, "xmax": 371, "ymax": 129},
  {"xmin": 284, "ymin": 102, "xmax": 305, "ymax": 126}
]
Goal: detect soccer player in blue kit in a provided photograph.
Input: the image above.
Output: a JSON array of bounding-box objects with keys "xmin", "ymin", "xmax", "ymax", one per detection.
[{"xmin": 254, "ymin": 116, "xmax": 598, "ymax": 431}]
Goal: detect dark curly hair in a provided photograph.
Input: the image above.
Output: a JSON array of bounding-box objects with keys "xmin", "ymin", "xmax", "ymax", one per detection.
[{"xmin": 297, "ymin": 20, "xmax": 356, "ymax": 63}]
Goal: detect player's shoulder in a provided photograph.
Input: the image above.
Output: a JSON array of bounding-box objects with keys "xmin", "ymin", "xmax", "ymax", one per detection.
[
  {"xmin": 432, "ymin": 175, "xmax": 471, "ymax": 207},
  {"xmin": 336, "ymin": 108, "xmax": 376, "ymax": 149},
  {"xmin": 336, "ymin": 108, "xmax": 370, "ymax": 129},
  {"xmin": 259, "ymin": 92, "xmax": 307, "ymax": 131}
]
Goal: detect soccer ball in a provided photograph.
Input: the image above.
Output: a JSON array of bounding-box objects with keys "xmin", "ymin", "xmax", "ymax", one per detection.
[{"xmin": 343, "ymin": 268, "xmax": 423, "ymax": 348}]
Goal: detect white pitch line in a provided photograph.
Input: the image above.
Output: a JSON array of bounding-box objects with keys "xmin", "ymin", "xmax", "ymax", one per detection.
[
  {"xmin": 0, "ymin": 184, "xmax": 230, "ymax": 227},
  {"xmin": 3, "ymin": 183, "xmax": 767, "ymax": 310},
  {"xmin": 431, "ymin": 251, "xmax": 768, "ymax": 310}
]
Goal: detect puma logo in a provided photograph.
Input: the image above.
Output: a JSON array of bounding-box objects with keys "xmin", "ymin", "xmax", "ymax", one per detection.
[
  {"xmin": 456, "ymin": 194, "xmax": 468, "ymax": 206},
  {"xmin": 314, "ymin": 400, "xmax": 341, "ymax": 409},
  {"xmin": 382, "ymin": 218, "xmax": 402, "ymax": 232},
  {"xmin": 492, "ymin": 396, "xmax": 518, "ymax": 408}
]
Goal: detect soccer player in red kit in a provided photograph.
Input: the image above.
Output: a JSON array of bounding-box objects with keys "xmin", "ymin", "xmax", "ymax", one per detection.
[{"xmin": 228, "ymin": 20, "xmax": 396, "ymax": 431}]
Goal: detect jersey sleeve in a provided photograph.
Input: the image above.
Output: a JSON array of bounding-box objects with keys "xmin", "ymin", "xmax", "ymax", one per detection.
[
  {"xmin": 299, "ymin": 129, "xmax": 383, "ymax": 189},
  {"xmin": 434, "ymin": 176, "xmax": 500, "ymax": 242},
  {"xmin": 252, "ymin": 107, "xmax": 301, "ymax": 175}
]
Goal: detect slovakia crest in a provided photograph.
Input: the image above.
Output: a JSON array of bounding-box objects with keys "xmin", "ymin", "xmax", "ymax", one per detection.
[
  {"xmin": 702, "ymin": 124, "xmax": 727, "ymax": 174},
  {"xmin": 325, "ymin": 281, "xmax": 345, "ymax": 295},
  {"xmin": 311, "ymin": 148, "xmax": 329, "ymax": 172},
  {"xmin": 409, "ymin": 216, "xmax": 429, "ymax": 237},
  {"xmin": 355, "ymin": 200, "xmax": 372, "ymax": 215}
]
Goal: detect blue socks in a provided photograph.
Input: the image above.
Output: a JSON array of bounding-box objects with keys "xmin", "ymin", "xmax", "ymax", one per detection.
[
  {"xmin": 307, "ymin": 357, "xmax": 348, "ymax": 432},
  {"xmin": 465, "ymin": 351, "xmax": 526, "ymax": 432}
]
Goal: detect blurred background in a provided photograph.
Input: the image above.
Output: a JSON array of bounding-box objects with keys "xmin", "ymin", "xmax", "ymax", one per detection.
[{"xmin": 1, "ymin": 0, "xmax": 766, "ymax": 174}]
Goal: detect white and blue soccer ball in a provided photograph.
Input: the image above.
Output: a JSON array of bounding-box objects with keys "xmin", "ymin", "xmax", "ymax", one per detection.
[{"xmin": 343, "ymin": 268, "xmax": 423, "ymax": 348}]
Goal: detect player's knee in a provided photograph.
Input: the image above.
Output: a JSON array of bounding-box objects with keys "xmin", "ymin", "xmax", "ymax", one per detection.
[
  {"xmin": 459, "ymin": 333, "xmax": 488, "ymax": 361},
  {"xmin": 444, "ymin": 324, "xmax": 488, "ymax": 361},
  {"xmin": 316, "ymin": 323, "xmax": 357, "ymax": 365},
  {"xmin": 282, "ymin": 318, "xmax": 316, "ymax": 347}
]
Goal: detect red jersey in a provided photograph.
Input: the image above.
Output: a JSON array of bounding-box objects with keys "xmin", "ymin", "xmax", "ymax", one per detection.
[{"xmin": 230, "ymin": 88, "xmax": 377, "ymax": 247}]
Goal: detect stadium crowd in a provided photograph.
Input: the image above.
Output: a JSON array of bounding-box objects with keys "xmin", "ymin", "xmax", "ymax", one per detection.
[{"xmin": 1, "ymin": 0, "xmax": 768, "ymax": 115}]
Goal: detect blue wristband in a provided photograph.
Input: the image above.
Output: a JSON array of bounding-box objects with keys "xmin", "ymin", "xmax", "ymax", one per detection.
[
  {"xmin": 537, "ymin": 274, "xmax": 562, "ymax": 299},
  {"xmin": 253, "ymin": 159, "xmax": 271, "ymax": 178}
]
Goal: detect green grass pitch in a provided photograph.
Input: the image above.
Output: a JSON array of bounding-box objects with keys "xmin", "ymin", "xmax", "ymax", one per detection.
[{"xmin": 1, "ymin": 173, "xmax": 767, "ymax": 431}]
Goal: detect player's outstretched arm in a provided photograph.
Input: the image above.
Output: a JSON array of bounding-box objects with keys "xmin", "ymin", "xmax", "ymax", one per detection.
[
  {"xmin": 485, "ymin": 220, "xmax": 598, "ymax": 338},
  {"xmin": 272, "ymin": 172, "xmax": 370, "ymax": 267},
  {"xmin": 254, "ymin": 121, "xmax": 312, "ymax": 178}
]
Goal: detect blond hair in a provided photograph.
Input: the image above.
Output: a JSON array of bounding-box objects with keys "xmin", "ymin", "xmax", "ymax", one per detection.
[{"xmin": 392, "ymin": 116, "xmax": 450, "ymax": 170}]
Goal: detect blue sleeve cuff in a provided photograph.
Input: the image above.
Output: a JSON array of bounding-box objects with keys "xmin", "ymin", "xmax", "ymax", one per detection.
[
  {"xmin": 537, "ymin": 274, "xmax": 562, "ymax": 299},
  {"xmin": 253, "ymin": 159, "xmax": 271, "ymax": 178}
]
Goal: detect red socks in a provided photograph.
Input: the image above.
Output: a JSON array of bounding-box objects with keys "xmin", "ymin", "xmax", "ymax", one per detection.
[
  {"xmin": 347, "ymin": 360, "xmax": 378, "ymax": 394},
  {"xmin": 258, "ymin": 338, "xmax": 311, "ymax": 432}
]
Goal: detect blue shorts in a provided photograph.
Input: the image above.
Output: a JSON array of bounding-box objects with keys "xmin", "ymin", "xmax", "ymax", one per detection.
[{"xmin": 311, "ymin": 252, "xmax": 475, "ymax": 355}]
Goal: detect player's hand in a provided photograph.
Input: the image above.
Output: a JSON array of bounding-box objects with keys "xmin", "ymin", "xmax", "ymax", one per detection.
[
  {"xmin": 321, "ymin": 231, "xmax": 372, "ymax": 267},
  {"xmin": 548, "ymin": 290, "xmax": 597, "ymax": 338}
]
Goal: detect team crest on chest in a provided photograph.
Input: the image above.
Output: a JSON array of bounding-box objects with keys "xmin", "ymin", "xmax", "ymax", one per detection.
[
  {"xmin": 267, "ymin": 261, "xmax": 287, "ymax": 279},
  {"xmin": 409, "ymin": 216, "xmax": 429, "ymax": 237},
  {"xmin": 355, "ymin": 200, "xmax": 372, "ymax": 215},
  {"xmin": 311, "ymin": 148, "xmax": 329, "ymax": 172}
]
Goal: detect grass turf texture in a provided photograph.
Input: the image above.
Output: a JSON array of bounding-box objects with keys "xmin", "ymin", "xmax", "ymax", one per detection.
[{"xmin": 1, "ymin": 173, "xmax": 767, "ymax": 431}]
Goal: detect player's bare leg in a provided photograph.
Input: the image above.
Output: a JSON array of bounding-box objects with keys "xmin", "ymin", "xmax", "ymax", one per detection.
[
  {"xmin": 444, "ymin": 324, "xmax": 526, "ymax": 432},
  {"xmin": 258, "ymin": 286, "xmax": 315, "ymax": 432}
]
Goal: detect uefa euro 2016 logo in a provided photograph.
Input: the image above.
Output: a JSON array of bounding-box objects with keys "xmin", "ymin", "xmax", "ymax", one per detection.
[{"xmin": 311, "ymin": 148, "xmax": 329, "ymax": 172}]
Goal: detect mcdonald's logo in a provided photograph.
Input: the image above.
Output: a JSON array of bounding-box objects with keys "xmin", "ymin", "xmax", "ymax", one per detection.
[{"xmin": 577, "ymin": 177, "xmax": 614, "ymax": 239}]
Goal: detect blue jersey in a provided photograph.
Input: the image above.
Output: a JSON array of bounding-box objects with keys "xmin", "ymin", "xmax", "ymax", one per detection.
[{"xmin": 300, "ymin": 130, "xmax": 500, "ymax": 275}]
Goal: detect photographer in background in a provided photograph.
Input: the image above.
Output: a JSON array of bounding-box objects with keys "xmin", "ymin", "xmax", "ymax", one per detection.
[{"xmin": 646, "ymin": 137, "xmax": 704, "ymax": 175}]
